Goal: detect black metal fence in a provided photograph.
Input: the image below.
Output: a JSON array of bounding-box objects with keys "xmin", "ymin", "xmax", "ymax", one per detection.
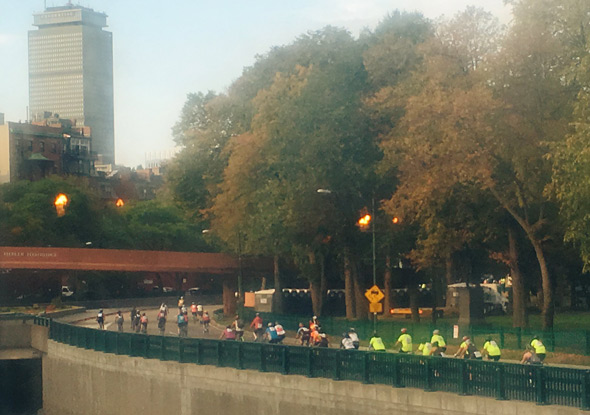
[
  {"xmin": 234, "ymin": 309, "xmax": 590, "ymax": 355},
  {"xmin": 35, "ymin": 317, "xmax": 590, "ymax": 410}
]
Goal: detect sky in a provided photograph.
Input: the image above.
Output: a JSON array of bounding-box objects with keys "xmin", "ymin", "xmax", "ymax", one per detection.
[{"xmin": 0, "ymin": 0, "xmax": 513, "ymax": 168}]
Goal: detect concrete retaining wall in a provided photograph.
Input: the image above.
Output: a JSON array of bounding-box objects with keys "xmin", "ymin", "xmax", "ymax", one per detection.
[
  {"xmin": 0, "ymin": 319, "xmax": 31, "ymax": 349},
  {"xmin": 42, "ymin": 341, "xmax": 584, "ymax": 415}
]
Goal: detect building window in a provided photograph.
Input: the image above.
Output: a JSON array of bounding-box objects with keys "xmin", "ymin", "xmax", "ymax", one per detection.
[
  {"xmin": 28, "ymin": 141, "xmax": 33, "ymax": 151},
  {"xmin": 40, "ymin": 142, "xmax": 45, "ymax": 152},
  {"xmin": 51, "ymin": 143, "xmax": 57, "ymax": 153}
]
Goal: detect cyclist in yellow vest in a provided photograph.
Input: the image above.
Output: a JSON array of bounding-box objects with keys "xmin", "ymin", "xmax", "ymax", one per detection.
[
  {"xmin": 395, "ymin": 328, "xmax": 413, "ymax": 353},
  {"xmin": 417, "ymin": 340, "xmax": 432, "ymax": 356},
  {"xmin": 431, "ymin": 329, "xmax": 447, "ymax": 353},
  {"xmin": 369, "ymin": 332, "xmax": 386, "ymax": 351},
  {"xmin": 530, "ymin": 335, "xmax": 546, "ymax": 362},
  {"xmin": 482, "ymin": 337, "xmax": 501, "ymax": 361}
]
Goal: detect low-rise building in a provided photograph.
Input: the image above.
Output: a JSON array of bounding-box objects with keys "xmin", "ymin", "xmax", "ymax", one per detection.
[{"xmin": 0, "ymin": 115, "xmax": 95, "ymax": 184}]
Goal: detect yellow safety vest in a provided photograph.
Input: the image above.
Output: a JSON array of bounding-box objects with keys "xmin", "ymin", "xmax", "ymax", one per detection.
[
  {"xmin": 483, "ymin": 340, "xmax": 501, "ymax": 356},
  {"xmin": 418, "ymin": 342, "xmax": 432, "ymax": 356},
  {"xmin": 370, "ymin": 336, "xmax": 386, "ymax": 351},
  {"xmin": 531, "ymin": 339, "xmax": 546, "ymax": 354},
  {"xmin": 398, "ymin": 333, "xmax": 412, "ymax": 352},
  {"xmin": 431, "ymin": 334, "xmax": 446, "ymax": 347}
]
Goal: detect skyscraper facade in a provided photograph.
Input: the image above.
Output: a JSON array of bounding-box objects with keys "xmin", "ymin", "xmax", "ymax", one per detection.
[{"xmin": 28, "ymin": 4, "xmax": 114, "ymax": 164}]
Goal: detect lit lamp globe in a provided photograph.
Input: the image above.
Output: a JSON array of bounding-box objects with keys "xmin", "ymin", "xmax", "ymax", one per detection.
[{"xmin": 54, "ymin": 193, "xmax": 68, "ymax": 217}]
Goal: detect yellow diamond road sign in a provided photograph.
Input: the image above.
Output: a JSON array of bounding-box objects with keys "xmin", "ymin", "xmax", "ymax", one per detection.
[{"xmin": 365, "ymin": 285, "xmax": 385, "ymax": 303}]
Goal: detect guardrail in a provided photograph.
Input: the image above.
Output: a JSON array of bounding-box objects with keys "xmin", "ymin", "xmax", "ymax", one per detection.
[{"xmin": 33, "ymin": 317, "xmax": 590, "ymax": 410}]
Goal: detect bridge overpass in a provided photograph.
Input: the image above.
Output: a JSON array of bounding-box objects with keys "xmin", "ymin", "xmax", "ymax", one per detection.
[
  {"xmin": 0, "ymin": 315, "xmax": 585, "ymax": 415},
  {"xmin": 0, "ymin": 246, "xmax": 272, "ymax": 316}
]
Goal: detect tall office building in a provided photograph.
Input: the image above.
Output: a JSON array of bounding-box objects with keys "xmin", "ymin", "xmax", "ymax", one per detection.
[{"xmin": 28, "ymin": 4, "xmax": 115, "ymax": 164}]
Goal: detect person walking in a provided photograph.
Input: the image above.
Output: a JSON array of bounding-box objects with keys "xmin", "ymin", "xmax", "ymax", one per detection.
[
  {"xmin": 395, "ymin": 328, "xmax": 412, "ymax": 353},
  {"xmin": 482, "ymin": 337, "xmax": 501, "ymax": 361},
  {"xmin": 130, "ymin": 307, "xmax": 137, "ymax": 330},
  {"xmin": 250, "ymin": 313, "xmax": 264, "ymax": 341},
  {"xmin": 115, "ymin": 311, "xmax": 124, "ymax": 332},
  {"xmin": 191, "ymin": 303, "xmax": 198, "ymax": 322},
  {"xmin": 348, "ymin": 328, "xmax": 360, "ymax": 349},
  {"xmin": 220, "ymin": 325, "xmax": 236, "ymax": 341},
  {"xmin": 134, "ymin": 310, "xmax": 142, "ymax": 333},
  {"xmin": 232, "ymin": 315, "xmax": 245, "ymax": 341},
  {"xmin": 295, "ymin": 322, "xmax": 311, "ymax": 346},
  {"xmin": 201, "ymin": 311, "xmax": 210, "ymax": 333},
  {"xmin": 315, "ymin": 331, "xmax": 329, "ymax": 348},
  {"xmin": 341, "ymin": 333, "xmax": 355, "ymax": 350},
  {"xmin": 157, "ymin": 308, "xmax": 167, "ymax": 335},
  {"xmin": 265, "ymin": 322, "xmax": 279, "ymax": 344},
  {"xmin": 530, "ymin": 335, "xmax": 547, "ymax": 362},
  {"xmin": 369, "ymin": 332, "xmax": 386, "ymax": 351},
  {"xmin": 140, "ymin": 313, "xmax": 148, "ymax": 334},
  {"xmin": 177, "ymin": 311, "xmax": 188, "ymax": 337},
  {"xmin": 96, "ymin": 309, "xmax": 105, "ymax": 330},
  {"xmin": 274, "ymin": 322, "xmax": 286, "ymax": 344}
]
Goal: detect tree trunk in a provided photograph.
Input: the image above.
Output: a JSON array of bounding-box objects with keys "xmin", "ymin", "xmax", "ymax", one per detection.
[
  {"xmin": 408, "ymin": 280, "xmax": 420, "ymax": 323},
  {"xmin": 272, "ymin": 255, "xmax": 283, "ymax": 314},
  {"xmin": 353, "ymin": 264, "xmax": 368, "ymax": 320},
  {"xmin": 531, "ymin": 239, "xmax": 553, "ymax": 329},
  {"xmin": 490, "ymin": 189, "xmax": 554, "ymax": 329},
  {"xmin": 383, "ymin": 255, "xmax": 393, "ymax": 314},
  {"xmin": 319, "ymin": 254, "xmax": 327, "ymax": 314},
  {"xmin": 508, "ymin": 227, "xmax": 528, "ymax": 328},
  {"xmin": 344, "ymin": 250, "xmax": 356, "ymax": 319},
  {"xmin": 260, "ymin": 277, "xmax": 266, "ymax": 291},
  {"xmin": 222, "ymin": 277, "xmax": 237, "ymax": 317},
  {"xmin": 308, "ymin": 252, "xmax": 323, "ymax": 317}
]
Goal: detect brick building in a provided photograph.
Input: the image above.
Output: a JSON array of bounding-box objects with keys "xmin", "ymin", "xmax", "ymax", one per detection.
[{"xmin": 0, "ymin": 114, "xmax": 95, "ymax": 184}]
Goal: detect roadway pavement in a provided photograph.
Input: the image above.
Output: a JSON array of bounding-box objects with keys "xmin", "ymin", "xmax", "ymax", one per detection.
[
  {"xmin": 62, "ymin": 306, "xmax": 316, "ymax": 347},
  {"xmin": 57, "ymin": 308, "xmax": 590, "ymax": 368}
]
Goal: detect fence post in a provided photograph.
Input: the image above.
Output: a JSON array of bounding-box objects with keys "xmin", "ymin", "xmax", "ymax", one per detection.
[
  {"xmin": 363, "ymin": 353, "xmax": 371, "ymax": 384},
  {"xmin": 237, "ymin": 342, "xmax": 243, "ymax": 370},
  {"xmin": 535, "ymin": 366, "xmax": 546, "ymax": 405},
  {"xmin": 334, "ymin": 350, "xmax": 341, "ymax": 381},
  {"xmin": 460, "ymin": 360, "xmax": 469, "ymax": 396},
  {"xmin": 425, "ymin": 358, "xmax": 433, "ymax": 392},
  {"xmin": 161, "ymin": 337, "xmax": 166, "ymax": 360},
  {"xmin": 585, "ymin": 331, "xmax": 590, "ymax": 356},
  {"xmin": 516, "ymin": 327, "xmax": 522, "ymax": 349},
  {"xmin": 217, "ymin": 342, "xmax": 223, "ymax": 367},
  {"xmin": 179, "ymin": 338, "xmax": 184, "ymax": 363},
  {"xmin": 196, "ymin": 340, "xmax": 202, "ymax": 365},
  {"xmin": 582, "ymin": 370, "xmax": 590, "ymax": 410},
  {"xmin": 307, "ymin": 348, "xmax": 314, "ymax": 378},
  {"xmin": 281, "ymin": 347, "xmax": 289, "ymax": 375},
  {"xmin": 392, "ymin": 354, "xmax": 403, "ymax": 388},
  {"xmin": 260, "ymin": 345, "xmax": 267, "ymax": 373},
  {"xmin": 495, "ymin": 364, "xmax": 506, "ymax": 400},
  {"xmin": 143, "ymin": 335, "xmax": 150, "ymax": 358},
  {"xmin": 115, "ymin": 332, "xmax": 120, "ymax": 355},
  {"xmin": 499, "ymin": 328, "xmax": 505, "ymax": 349}
]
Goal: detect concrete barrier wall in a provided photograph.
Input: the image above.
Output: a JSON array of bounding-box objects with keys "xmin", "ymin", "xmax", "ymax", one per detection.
[
  {"xmin": 30, "ymin": 325, "xmax": 48, "ymax": 353},
  {"xmin": 42, "ymin": 340, "xmax": 584, "ymax": 415},
  {"xmin": 0, "ymin": 319, "xmax": 31, "ymax": 349}
]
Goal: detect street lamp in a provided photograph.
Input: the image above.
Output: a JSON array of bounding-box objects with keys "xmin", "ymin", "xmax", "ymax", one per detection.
[{"xmin": 54, "ymin": 193, "xmax": 68, "ymax": 217}]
